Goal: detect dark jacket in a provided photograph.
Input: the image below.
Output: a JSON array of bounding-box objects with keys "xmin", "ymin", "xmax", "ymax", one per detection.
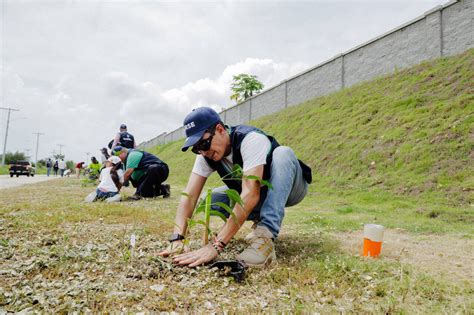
[{"xmin": 204, "ymin": 125, "xmax": 312, "ymax": 193}]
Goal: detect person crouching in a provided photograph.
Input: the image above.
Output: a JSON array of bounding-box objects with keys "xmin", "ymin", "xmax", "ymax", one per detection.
[{"xmin": 84, "ymin": 156, "xmax": 124, "ymax": 202}]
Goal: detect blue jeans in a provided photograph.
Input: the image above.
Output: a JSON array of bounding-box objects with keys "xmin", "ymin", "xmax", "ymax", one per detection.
[
  {"xmin": 46, "ymin": 167, "xmax": 51, "ymax": 177},
  {"xmin": 96, "ymin": 189, "xmax": 118, "ymax": 200},
  {"xmin": 210, "ymin": 146, "xmax": 308, "ymax": 238}
]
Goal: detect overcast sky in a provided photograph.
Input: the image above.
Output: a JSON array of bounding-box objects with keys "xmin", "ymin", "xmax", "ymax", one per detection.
[{"xmin": 1, "ymin": 0, "xmax": 448, "ymax": 163}]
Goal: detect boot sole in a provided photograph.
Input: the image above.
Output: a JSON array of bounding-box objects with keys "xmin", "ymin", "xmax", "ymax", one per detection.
[{"xmin": 239, "ymin": 252, "xmax": 276, "ymax": 268}]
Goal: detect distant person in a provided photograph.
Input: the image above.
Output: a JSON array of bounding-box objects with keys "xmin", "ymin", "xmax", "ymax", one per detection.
[
  {"xmin": 112, "ymin": 146, "xmax": 170, "ymax": 200},
  {"xmin": 63, "ymin": 169, "xmax": 72, "ymax": 177},
  {"xmin": 110, "ymin": 124, "xmax": 136, "ymax": 150},
  {"xmin": 159, "ymin": 107, "xmax": 312, "ymax": 268},
  {"xmin": 84, "ymin": 156, "xmax": 124, "ymax": 203},
  {"xmin": 46, "ymin": 158, "xmax": 52, "ymax": 177},
  {"xmin": 75, "ymin": 162, "xmax": 85, "ymax": 178},
  {"xmin": 58, "ymin": 159, "xmax": 66, "ymax": 177},
  {"xmin": 53, "ymin": 160, "xmax": 59, "ymax": 176},
  {"xmin": 88, "ymin": 156, "xmax": 101, "ymax": 180}
]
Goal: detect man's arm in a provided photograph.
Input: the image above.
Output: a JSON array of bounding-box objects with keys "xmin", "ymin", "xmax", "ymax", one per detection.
[
  {"xmin": 123, "ymin": 168, "xmax": 134, "ymax": 182},
  {"xmin": 158, "ymin": 172, "xmax": 207, "ymax": 257},
  {"xmin": 111, "ymin": 133, "xmax": 121, "ymax": 149},
  {"xmin": 174, "ymin": 172, "xmax": 207, "ymax": 235}
]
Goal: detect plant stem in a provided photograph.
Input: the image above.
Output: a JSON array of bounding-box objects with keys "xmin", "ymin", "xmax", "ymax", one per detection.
[{"xmin": 203, "ymin": 188, "xmax": 212, "ymax": 246}]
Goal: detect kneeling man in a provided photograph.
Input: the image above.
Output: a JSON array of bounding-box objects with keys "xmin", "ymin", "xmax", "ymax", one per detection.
[
  {"xmin": 113, "ymin": 146, "xmax": 170, "ymax": 200},
  {"xmin": 159, "ymin": 107, "xmax": 312, "ymax": 267}
]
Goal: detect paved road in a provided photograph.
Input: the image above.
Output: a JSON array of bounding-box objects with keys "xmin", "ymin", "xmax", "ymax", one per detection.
[{"xmin": 0, "ymin": 174, "xmax": 58, "ymax": 190}]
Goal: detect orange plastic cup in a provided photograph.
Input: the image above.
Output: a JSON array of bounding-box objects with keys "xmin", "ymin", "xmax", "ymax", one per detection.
[{"xmin": 363, "ymin": 224, "xmax": 384, "ymax": 257}]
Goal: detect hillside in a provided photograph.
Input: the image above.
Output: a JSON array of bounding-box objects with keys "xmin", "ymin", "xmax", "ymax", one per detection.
[{"xmin": 151, "ymin": 49, "xmax": 473, "ymax": 208}]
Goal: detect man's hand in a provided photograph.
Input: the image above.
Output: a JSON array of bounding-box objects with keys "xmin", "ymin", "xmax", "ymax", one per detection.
[
  {"xmin": 172, "ymin": 244, "xmax": 218, "ymax": 267},
  {"xmin": 158, "ymin": 240, "xmax": 189, "ymax": 257}
]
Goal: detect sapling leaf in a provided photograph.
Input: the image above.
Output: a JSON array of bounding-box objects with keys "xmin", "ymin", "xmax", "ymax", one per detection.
[
  {"xmin": 188, "ymin": 219, "xmax": 197, "ymax": 229},
  {"xmin": 244, "ymin": 175, "xmax": 273, "ymax": 189},
  {"xmin": 195, "ymin": 220, "xmax": 206, "ymax": 226},
  {"xmin": 222, "ymin": 164, "xmax": 243, "ymax": 180},
  {"xmin": 209, "ymin": 210, "xmax": 228, "ymax": 222},
  {"xmin": 261, "ymin": 179, "xmax": 273, "ymax": 189},
  {"xmin": 225, "ymin": 189, "xmax": 244, "ymax": 207},
  {"xmin": 213, "ymin": 202, "xmax": 233, "ymax": 214},
  {"xmin": 194, "ymin": 200, "xmax": 206, "ymax": 215},
  {"xmin": 181, "ymin": 192, "xmax": 190, "ymax": 197},
  {"xmin": 213, "ymin": 202, "xmax": 239, "ymax": 226}
]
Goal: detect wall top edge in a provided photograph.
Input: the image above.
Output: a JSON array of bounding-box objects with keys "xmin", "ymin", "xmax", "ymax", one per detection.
[{"xmin": 343, "ymin": 0, "xmax": 459, "ymax": 56}]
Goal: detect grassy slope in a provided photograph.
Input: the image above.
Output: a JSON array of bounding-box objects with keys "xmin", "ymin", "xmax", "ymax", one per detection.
[{"xmin": 151, "ymin": 49, "xmax": 474, "ymax": 234}]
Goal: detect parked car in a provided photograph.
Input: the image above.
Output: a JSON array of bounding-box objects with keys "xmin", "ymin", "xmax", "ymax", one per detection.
[{"xmin": 9, "ymin": 160, "xmax": 35, "ymax": 177}]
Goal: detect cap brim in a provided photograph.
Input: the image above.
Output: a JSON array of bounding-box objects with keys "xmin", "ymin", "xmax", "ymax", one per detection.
[{"xmin": 181, "ymin": 130, "xmax": 206, "ymax": 152}]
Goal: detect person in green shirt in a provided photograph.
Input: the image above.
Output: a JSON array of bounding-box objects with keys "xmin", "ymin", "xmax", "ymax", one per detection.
[
  {"xmin": 88, "ymin": 156, "xmax": 101, "ymax": 180},
  {"xmin": 113, "ymin": 146, "xmax": 170, "ymax": 200}
]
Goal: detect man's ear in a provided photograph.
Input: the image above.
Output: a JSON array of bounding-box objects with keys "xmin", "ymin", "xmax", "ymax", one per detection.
[{"xmin": 216, "ymin": 123, "xmax": 226, "ymax": 134}]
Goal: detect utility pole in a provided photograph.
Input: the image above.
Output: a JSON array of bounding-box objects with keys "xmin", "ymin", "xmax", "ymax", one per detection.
[
  {"xmin": 0, "ymin": 107, "xmax": 20, "ymax": 166},
  {"xmin": 33, "ymin": 132, "xmax": 44, "ymax": 167},
  {"xmin": 57, "ymin": 144, "xmax": 65, "ymax": 157}
]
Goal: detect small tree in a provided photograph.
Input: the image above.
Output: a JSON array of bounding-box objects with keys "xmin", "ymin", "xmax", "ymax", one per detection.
[{"xmin": 230, "ymin": 74, "xmax": 264, "ymax": 104}]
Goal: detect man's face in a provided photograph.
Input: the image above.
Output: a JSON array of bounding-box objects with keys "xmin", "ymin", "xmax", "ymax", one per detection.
[
  {"xmin": 119, "ymin": 151, "xmax": 127, "ymax": 162},
  {"xmin": 193, "ymin": 124, "xmax": 229, "ymax": 161}
]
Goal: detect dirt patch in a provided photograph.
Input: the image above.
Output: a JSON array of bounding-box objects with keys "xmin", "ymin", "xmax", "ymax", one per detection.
[{"xmin": 334, "ymin": 229, "xmax": 473, "ymax": 283}]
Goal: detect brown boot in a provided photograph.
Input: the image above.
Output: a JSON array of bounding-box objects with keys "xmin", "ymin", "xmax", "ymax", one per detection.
[{"xmin": 237, "ymin": 225, "xmax": 276, "ymax": 267}]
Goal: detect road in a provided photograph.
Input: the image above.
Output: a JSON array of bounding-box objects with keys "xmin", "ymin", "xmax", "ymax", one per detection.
[{"xmin": 0, "ymin": 174, "xmax": 58, "ymax": 190}]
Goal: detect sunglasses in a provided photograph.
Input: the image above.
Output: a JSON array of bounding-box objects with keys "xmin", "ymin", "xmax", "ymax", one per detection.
[{"xmin": 191, "ymin": 127, "xmax": 216, "ymax": 154}]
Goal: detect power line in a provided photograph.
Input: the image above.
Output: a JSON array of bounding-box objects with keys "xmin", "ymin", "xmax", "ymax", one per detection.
[{"xmin": 0, "ymin": 107, "xmax": 20, "ymax": 166}]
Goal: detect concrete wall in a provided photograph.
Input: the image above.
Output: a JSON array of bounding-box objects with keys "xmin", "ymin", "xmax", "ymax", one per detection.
[{"xmin": 141, "ymin": 0, "xmax": 473, "ymax": 149}]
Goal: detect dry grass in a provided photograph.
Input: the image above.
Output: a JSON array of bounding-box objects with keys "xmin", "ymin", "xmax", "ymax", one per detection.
[{"xmin": 0, "ymin": 178, "xmax": 472, "ymax": 312}]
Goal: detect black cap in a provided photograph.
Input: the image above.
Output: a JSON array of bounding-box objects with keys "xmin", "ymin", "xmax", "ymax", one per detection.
[{"xmin": 120, "ymin": 124, "xmax": 127, "ymax": 129}]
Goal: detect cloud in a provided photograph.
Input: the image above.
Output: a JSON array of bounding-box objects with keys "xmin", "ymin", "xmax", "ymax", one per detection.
[{"xmin": 100, "ymin": 57, "xmax": 309, "ymax": 138}]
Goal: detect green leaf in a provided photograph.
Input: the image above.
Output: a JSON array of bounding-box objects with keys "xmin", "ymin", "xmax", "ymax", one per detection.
[
  {"xmin": 209, "ymin": 210, "xmax": 228, "ymax": 222},
  {"xmin": 194, "ymin": 200, "xmax": 206, "ymax": 215},
  {"xmin": 195, "ymin": 220, "xmax": 207, "ymax": 226},
  {"xmin": 213, "ymin": 202, "xmax": 233, "ymax": 214},
  {"xmin": 260, "ymin": 179, "xmax": 273, "ymax": 189},
  {"xmin": 225, "ymin": 189, "xmax": 244, "ymax": 207}
]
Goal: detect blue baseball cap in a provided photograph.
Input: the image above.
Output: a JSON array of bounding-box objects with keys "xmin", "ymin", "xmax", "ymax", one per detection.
[
  {"xmin": 181, "ymin": 107, "xmax": 221, "ymax": 152},
  {"xmin": 112, "ymin": 146, "xmax": 124, "ymax": 156}
]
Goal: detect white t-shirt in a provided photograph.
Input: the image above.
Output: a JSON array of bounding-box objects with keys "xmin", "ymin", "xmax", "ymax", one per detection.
[
  {"xmin": 192, "ymin": 131, "xmax": 271, "ymax": 178},
  {"xmin": 97, "ymin": 167, "xmax": 124, "ymax": 192},
  {"xmin": 58, "ymin": 160, "xmax": 66, "ymax": 170}
]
